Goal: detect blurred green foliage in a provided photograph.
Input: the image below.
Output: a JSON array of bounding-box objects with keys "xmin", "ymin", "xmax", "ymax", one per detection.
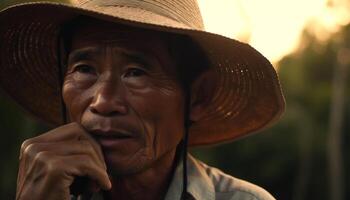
[
  {"xmin": 193, "ymin": 25, "xmax": 350, "ymax": 200},
  {"xmin": 1, "ymin": 0, "xmax": 350, "ymax": 199},
  {"xmin": 0, "ymin": 91, "xmax": 49, "ymax": 199}
]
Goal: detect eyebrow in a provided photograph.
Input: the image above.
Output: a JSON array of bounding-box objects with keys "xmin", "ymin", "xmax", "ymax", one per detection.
[
  {"xmin": 120, "ymin": 50, "xmax": 155, "ymax": 69},
  {"xmin": 68, "ymin": 46, "xmax": 159, "ymax": 70},
  {"xmin": 68, "ymin": 47, "xmax": 101, "ymax": 64}
]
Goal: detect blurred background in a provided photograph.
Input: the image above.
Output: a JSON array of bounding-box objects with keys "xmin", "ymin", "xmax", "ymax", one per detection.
[{"xmin": 1, "ymin": 0, "xmax": 350, "ymax": 199}]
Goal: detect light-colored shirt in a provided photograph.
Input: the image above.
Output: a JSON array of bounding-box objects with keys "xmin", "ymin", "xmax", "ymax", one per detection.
[
  {"xmin": 83, "ymin": 154, "xmax": 275, "ymax": 200},
  {"xmin": 165, "ymin": 154, "xmax": 276, "ymax": 200}
]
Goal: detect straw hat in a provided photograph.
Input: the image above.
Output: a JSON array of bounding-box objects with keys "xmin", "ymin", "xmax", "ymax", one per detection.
[{"xmin": 0, "ymin": 0, "xmax": 285, "ymax": 146}]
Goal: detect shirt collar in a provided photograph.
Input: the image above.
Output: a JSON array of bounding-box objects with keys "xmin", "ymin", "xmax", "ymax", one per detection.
[
  {"xmin": 164, "ymin": 154, "xmax": 215, "ymax": 200},
  {"xmin": 89, "ymin": 154, "xmax": 215, "ymax": 200}
]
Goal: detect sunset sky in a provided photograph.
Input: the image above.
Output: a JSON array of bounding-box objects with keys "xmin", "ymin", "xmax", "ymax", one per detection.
[{"xmin": 198, "ymin": 0, "xmax": 350, "ymax": 64}]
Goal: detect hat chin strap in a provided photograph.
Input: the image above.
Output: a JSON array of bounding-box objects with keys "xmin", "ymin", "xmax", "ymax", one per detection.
[
  {"xmin": 58, "ymin": 34, "xmax": 68, "ymax": 124},
  {"xmin": 181, "ymin": 86, "xmax": 191, "ymax": 199}
]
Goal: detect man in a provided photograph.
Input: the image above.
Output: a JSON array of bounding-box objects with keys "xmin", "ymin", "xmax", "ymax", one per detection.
[{"xmin": 0, "ymin": 0, "xmax": 285, "ymax": 199}]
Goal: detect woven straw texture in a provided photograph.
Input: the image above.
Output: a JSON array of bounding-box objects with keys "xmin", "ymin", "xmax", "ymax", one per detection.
[{"xmin": 0, "ymin": 0, "xmax": 285, "ymax": 146}]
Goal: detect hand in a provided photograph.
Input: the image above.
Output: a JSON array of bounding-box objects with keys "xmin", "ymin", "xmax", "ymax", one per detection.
[{"xmin": 16, "ymin": 122, "xmax": 112, "ymax": 200}]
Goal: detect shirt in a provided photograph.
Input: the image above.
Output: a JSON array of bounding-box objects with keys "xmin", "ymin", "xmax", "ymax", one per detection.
[
  {"xmin": 80, "ymin": 154, "xmax": 275, "ymax": 200},
  {"xmin": 165, "ymin": 154, "xmax": 275, "ymax": 200}
]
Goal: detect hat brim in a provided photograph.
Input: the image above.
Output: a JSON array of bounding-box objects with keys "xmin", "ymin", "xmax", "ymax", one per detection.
[{"xmin": 0, "ymin": 2, "xmax": 285, "ymax": 146}]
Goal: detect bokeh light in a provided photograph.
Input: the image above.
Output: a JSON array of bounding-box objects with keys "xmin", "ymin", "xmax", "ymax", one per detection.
[{"xmin": 198, "ymin": 0, "xmax": 350, "ymax": 64}]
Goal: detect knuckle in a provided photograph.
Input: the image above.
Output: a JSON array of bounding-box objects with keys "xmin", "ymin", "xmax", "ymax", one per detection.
[
  {"xmin": 23, "ymin": 143, "xmax": 37, "ymax": 155},
  {"xmin": 21, "ymin": 138, "xmax": 34, "ymax": 152},
  {"xmin": 21, "ymin": 143, "xmax": 41, "ymax": 160},
  {"xmin": 46, "ymin": 158, "xmax": 62, "ymax": 176},
  {"xmin": 33, "ymin": 152, "xmax": 62, "ymax": 176},
  {"xmin": 33, "ymin": 151, "xmax": 50, "ymax": 165}
]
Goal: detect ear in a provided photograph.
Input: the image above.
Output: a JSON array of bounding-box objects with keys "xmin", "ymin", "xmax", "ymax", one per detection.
[{"xmin": 190, "ymin": 70, "xmax": 216, "ymax": 122}]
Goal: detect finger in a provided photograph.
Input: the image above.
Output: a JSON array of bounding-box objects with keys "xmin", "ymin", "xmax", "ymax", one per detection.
[
  {"xmin": 16, "ymin": 156, "xmax": 28, "ymax": 198},
  {"xmin": 17, "ymin": 152, "xmax": 111, "ymax": 199},
  {"xmin": 20, "ymin": 123, "xmax": 99, "ymax": 159},
  {"xmin": 21, "ymin": 123, "xmax": 82, "ymax": 145},
  {"xmin": 20, "ymin": 123, "xmax": 79, "ymax": 159},
  {"xmin": 70, "ymin": 177, "xmax": 101, "ymax": 195},
  {"xmin": 58, "ymin": 155, "xmax": 112, "ymax": 190},
  {"xmin": 21, "ymin": 141, "xmax": 106, "ymax": 170},
  {"xmin": 72, "ymin": 128, "xmax": 106, "ymax": 170}
]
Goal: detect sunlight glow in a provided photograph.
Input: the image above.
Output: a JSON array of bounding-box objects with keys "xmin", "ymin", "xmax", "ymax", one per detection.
[{"xmin": 197, "ymin": 0, "xmax": 350, "ymax": 64}]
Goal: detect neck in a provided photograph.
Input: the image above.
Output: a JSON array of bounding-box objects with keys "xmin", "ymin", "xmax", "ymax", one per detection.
[{"xmin": 103, "ymin": 149, "xmax": 180, "ymax": 200}]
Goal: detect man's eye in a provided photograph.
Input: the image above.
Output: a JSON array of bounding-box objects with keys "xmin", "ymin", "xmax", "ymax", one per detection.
[
  {"xmin": 73, "ymin": 65, "xmax": 96, "ymax": 74},
  {"xmin": 124, "ymin": 68, "xmax": 146, "ymax": 77}
]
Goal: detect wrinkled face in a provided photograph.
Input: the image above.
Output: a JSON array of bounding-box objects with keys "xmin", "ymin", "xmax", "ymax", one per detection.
[{"xmin": 62, "ymin": 21, "xmax": 185, "ymax": 175}]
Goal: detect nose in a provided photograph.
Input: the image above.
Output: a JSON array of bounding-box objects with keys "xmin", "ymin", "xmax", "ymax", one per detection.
[{"xmin": 89, "ymin": 80, "xmax": 128, "ymax": 116}]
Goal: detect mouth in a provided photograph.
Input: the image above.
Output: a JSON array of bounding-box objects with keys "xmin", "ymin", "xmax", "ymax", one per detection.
[{"xmin": 90, "ymin": 130, "xmax": 135, "ymax": 149}]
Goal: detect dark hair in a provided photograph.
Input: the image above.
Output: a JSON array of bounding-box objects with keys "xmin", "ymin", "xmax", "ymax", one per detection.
[{"xmin": 167, "ymin": 34, "xmax": 210, "ymax": 88}]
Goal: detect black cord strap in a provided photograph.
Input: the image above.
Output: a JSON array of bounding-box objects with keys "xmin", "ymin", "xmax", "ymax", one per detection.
[
  {"xmin": 181, "ymin": 86, "xmax": 191, "ymax": 199},
  {"xmin": 57, "ymin": 33, "xmax": 67, "ymax": 124}
]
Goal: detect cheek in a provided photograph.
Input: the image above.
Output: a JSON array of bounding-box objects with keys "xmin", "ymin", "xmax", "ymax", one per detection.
[
  {"xmin": 154, "ymin": 91, "xmax": 185, "ymax": 155},
  {"xmin": 62, "ymin": 80, "xmax": 93, "ymax": 122},
  {"xmin": 126, "ymin": 82, "xmax": 185, "ymax": 155}
]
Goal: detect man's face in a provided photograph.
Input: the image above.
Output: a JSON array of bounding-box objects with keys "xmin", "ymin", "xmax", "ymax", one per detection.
[{"xmin": 62, "ymin": 21, "xmax": 185, "ymax": 175}]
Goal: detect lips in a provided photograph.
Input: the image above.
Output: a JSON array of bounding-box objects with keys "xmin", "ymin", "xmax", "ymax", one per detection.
[
  {"xmin": 90, "ymin": 129, "xmax": 135, "ymax": 149},
  {"xmin": 91, "ymin": 129, "xmax": 132, "ymax": 138}
]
